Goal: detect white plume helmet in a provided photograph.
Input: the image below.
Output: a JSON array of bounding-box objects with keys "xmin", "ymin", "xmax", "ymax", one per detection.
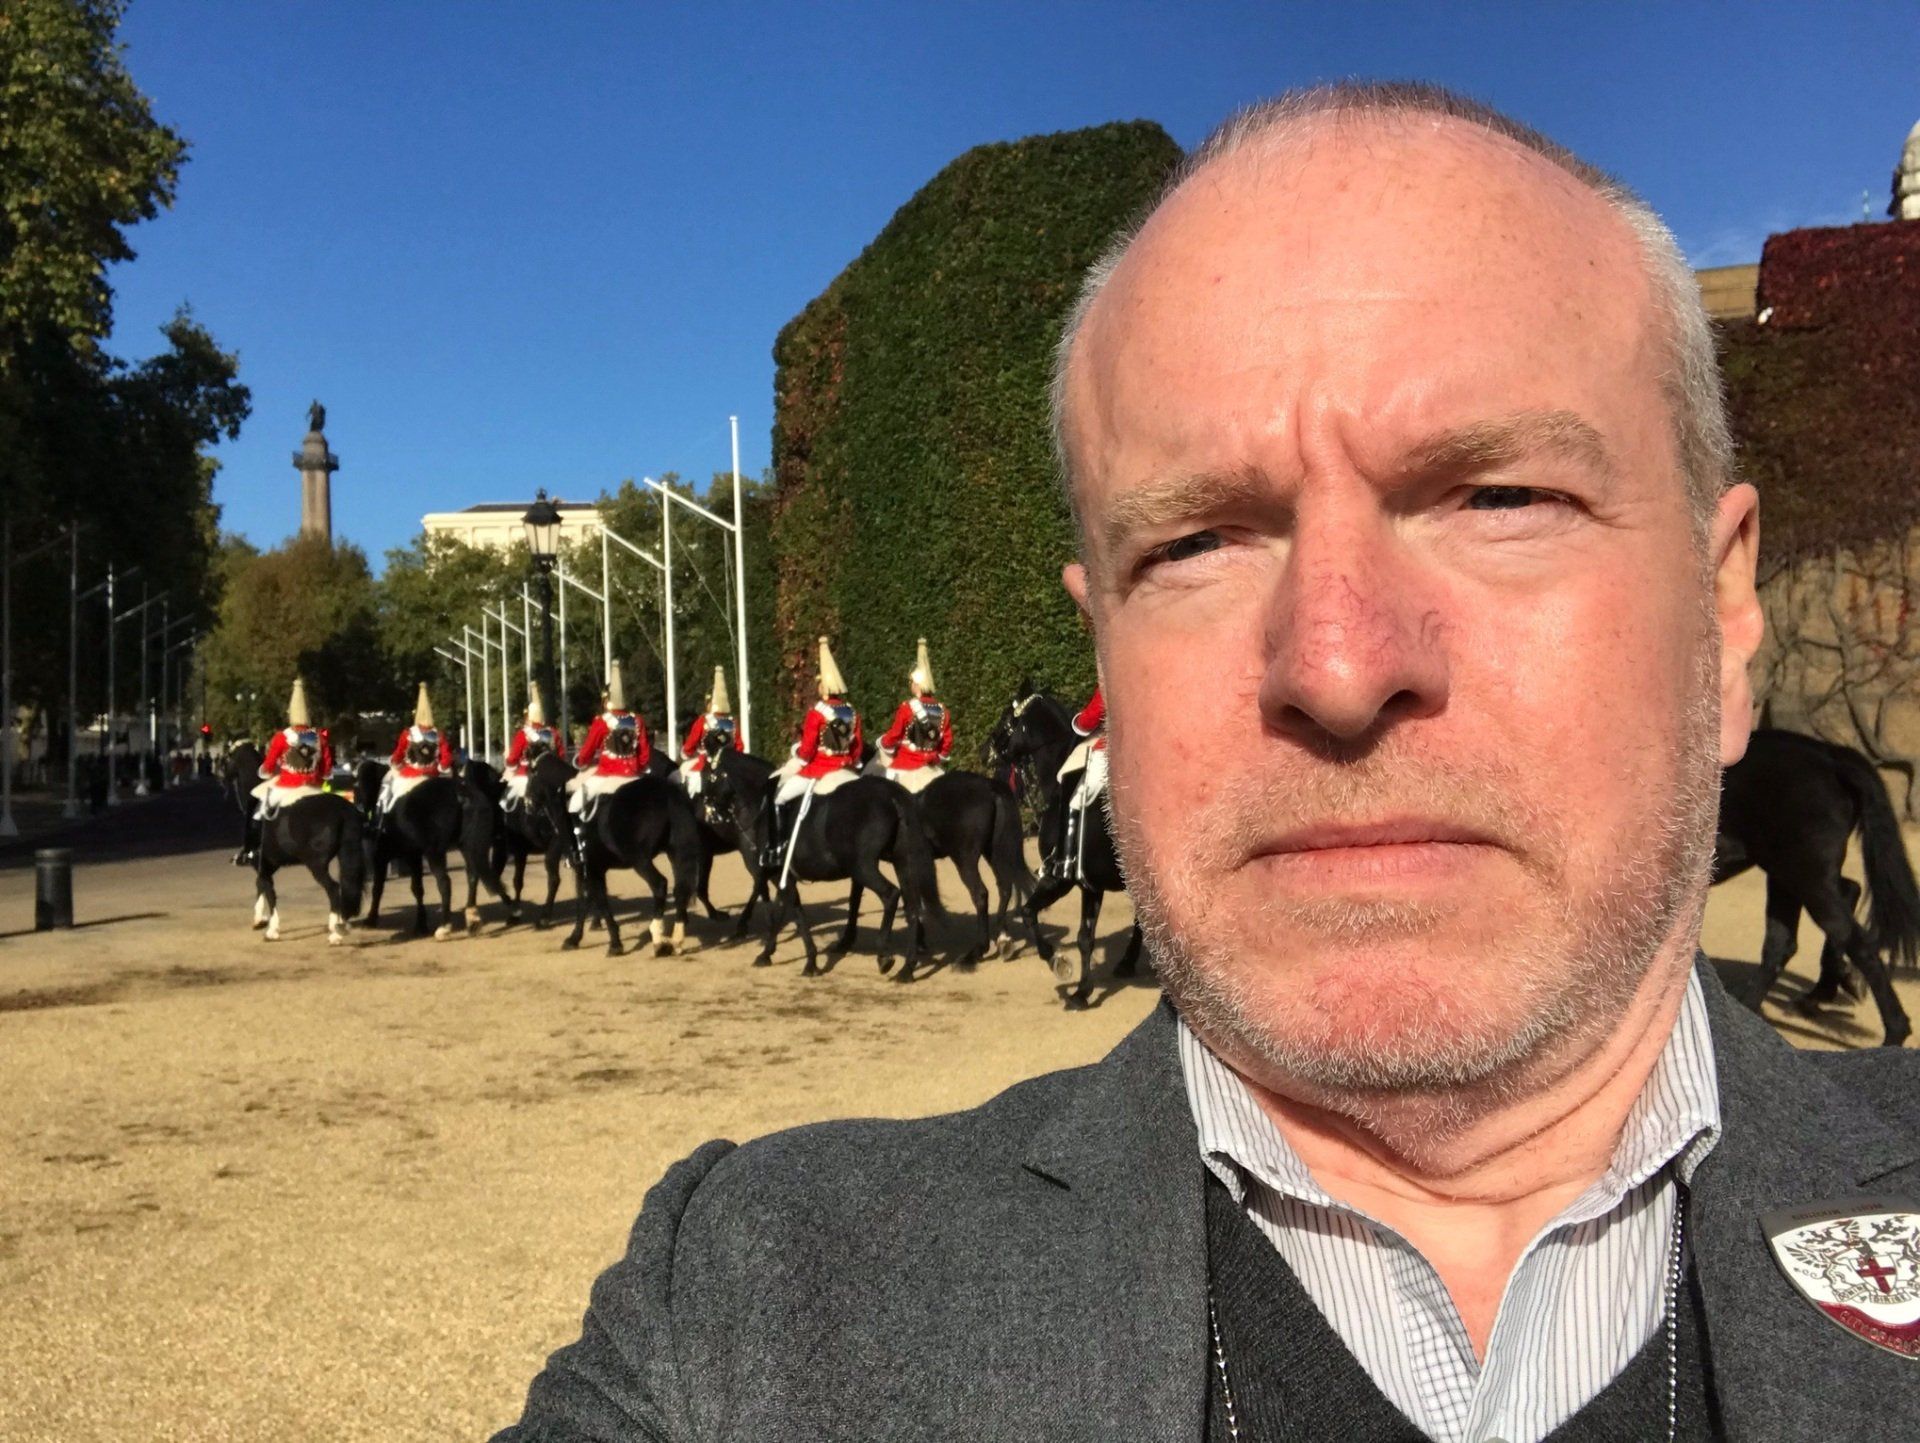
[
  {"xmin": 606, "ymin": 660, "xmax": 627, "ymax": 712},
  {"xmin": 526, "ymin": 682, "xmax": 546, "ymax": 726},
  {"xmin": 286, "ymin": 676, "xmax": 311, "ymax": 727},
  {"xmin": 709, "ymin": 666, "xmax": 731, "ymax": 714},
  {"xmin": 817, "ymin": 637, "xmax": 847, "ymax": 698},
  {"xmin": 909, "ymin": 637, "xmax": 934, "ymax": 696},
  {"xmin": 413, "ymin": 682, "xmax": 435, "ymax": 730}
]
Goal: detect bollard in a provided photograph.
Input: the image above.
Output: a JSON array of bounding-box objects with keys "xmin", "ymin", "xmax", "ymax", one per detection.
[{"xmin": 35, "ymin": 848, "xmax": 74, "ymax": 931}]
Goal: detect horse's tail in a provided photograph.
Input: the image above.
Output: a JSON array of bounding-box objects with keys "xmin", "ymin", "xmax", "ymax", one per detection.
[
  {"xmin": 460, "ymin": 782, "xmax": 510, "ymax": 902},
  {"xmin": 990, "ymin": 782, "xmax": 1036, "ymax": 899},
  {"xmin": 337, "ymin": 803, "xmax": 367, "ymax": 920},
  {"xmin": 1832, "ymin": 744, "xmax": 1920, "ymax": 969},
  {"xmin": 890, "ymin": 792, "xmax": 946, "ymax": 921}
]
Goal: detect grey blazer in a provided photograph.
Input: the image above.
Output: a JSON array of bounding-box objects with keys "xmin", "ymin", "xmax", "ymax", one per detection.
[{"xmin": 494, "ymin": 965, "xmax": 1920, "ymax": 1441}]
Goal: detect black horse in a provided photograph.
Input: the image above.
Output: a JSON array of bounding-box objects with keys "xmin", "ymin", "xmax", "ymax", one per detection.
[
  {"xmin": 526, "ymin": 753, "xmax": 702, "ymax": 958},
  {"xmin": 870, "ymin": 761, "xmax": 1040, "ymax": 965},
  {"xmin": 355, "ymin": 758, "xmax": 473, "ymax": 939},
  {"xmin": 705, "ymin": 749, "xmax": 943, "ymax": 980},
  {"xmin": 985, "ymin": 685, "xmax": 1143, "ymax": 1006},
  {"xmin": 221, "ymin": 740, "xmax": 265, "ymax": 865},
  {"xmin": 1714, "ymin": 728, "xmax": 1920, "ymax": 1047},
  {"xmin": 251, "ymin": 791, "xmax": 365, "ymax": 946},
  {"xmin": 464, "ymin": 757, "xmax": 568, "ymax": 929}
]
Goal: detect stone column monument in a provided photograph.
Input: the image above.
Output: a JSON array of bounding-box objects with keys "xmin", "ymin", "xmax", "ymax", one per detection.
[
  {"xmin": 294, "ymin": 399, "xmax": 339, "ymax": 544},
  {"xmin": 1893, "ymin": 119, "xmax": 1920, "ymax": 221}
]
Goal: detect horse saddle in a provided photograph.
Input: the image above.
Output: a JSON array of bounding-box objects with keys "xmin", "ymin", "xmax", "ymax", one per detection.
[{"xmin": 812, "ymin": 769, "xmax": 857, "ymax": 798}]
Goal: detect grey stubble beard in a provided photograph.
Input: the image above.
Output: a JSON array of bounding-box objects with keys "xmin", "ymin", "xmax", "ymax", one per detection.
[{"xmin": 1114, "ymin": 621, "xmax": 1725, "ymax": 1139}]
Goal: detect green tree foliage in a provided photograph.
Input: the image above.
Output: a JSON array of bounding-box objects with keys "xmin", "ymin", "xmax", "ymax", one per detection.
[
  {"xmin": 375, "ymin": 530, "xmax": 523, "ymax": 739},
  {"xmin": 0, "ymin": 0, "xmax": 184, "ymax": 359},
  {"xmin": 768, "ymin": 121, "xmax": 1179, "ymax": 758},
  {"xmin": 0, "ymin": 1, "xmax": 247, "ymax": 748},
  {"xmin": 200, "ymin": 537, "xmax": 383, "ymax": 751}
]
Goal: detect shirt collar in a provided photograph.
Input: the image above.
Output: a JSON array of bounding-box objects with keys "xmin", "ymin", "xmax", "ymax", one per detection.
[{"xmin": 1180, "ymin": 964, "xmax": 1722, "ymax": 1220}]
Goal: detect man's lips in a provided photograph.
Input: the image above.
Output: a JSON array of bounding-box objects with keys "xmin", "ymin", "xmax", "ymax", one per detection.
[
  {"xmin": 1252, "ymin": 818, "xmax": 1503, "ymax": 856},
  {"xmin": 1242, "ymin": 819, "xmax": 1507, "ymax": 886}
]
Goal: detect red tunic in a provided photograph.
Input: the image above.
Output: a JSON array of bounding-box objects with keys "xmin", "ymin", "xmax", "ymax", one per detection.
[
  {"xmin": 880, "ymin": 697, "xmax": 952, "ymax": 770},
  {"xmin": 390, "ymin": 726, "xmax": 454, "ymax": 779},
  {"xmin": 575, "ymin": 710, "xmax": 650, "ymax": 776},
  {"xmin": 682, "ymin": 713, "xmax": 742, "ymax": 771},
  {"xmin": 504, "ymin": 723, "xmax": 564, "ymax": 776},
  {"xmin": 795, "ymin": 699, "xmax": 861, "ymax": 779},
  {"xmin": 1073, "ymin": 689, "xmax": 1106, "ymax": 750},
  {"xmin": 260, "ymin": 725, "xmax": 333, "ymax": 788}
]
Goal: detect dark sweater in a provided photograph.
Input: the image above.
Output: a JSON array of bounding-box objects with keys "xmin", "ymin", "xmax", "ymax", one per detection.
[{"xmin": 1204, "ymin": 1174, "xmax": 1722, "ymax": 1440}]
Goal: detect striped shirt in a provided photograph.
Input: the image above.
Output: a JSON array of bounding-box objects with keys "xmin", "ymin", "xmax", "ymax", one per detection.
[{"xmin": 1179, "ymin": 969, "xmax": 1721, "ymax": 1443}]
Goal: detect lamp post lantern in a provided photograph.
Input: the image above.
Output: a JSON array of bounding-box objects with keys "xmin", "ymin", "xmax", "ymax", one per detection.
[{"xmin": 522, "ymin": 490, "xmax": 561, "ymax": 725}]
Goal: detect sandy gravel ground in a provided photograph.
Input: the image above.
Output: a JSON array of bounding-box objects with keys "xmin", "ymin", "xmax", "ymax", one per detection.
[{"xmin": 1, "ymin": 785, "xmax": 1914, "ymax": 1442}]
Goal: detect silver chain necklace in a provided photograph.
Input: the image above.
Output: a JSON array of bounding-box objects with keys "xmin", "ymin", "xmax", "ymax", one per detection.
[{"xmin": 1207, "ymin": 1191, "xmax": 1687, "ymax": 1443}]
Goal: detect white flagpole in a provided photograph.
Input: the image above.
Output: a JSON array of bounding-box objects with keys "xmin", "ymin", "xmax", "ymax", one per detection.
[{"xmin": 730, "ymin": 415, "xmax": 750, "ymax": 752}]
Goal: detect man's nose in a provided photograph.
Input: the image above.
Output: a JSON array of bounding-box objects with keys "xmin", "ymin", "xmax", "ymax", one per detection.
[{"xmin": 1256, "ymin": 512, "xmax": 1449, "ymax": 745}]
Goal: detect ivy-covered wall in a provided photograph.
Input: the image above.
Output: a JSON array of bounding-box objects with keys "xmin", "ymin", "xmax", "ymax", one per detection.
[
  {"xmin": 1721, "ymin": 219, "xmax": 1920, "ymax": 569},
  {"xmin": 767, "ymin": 120, "xmax": 1181, "ymax": 758}
]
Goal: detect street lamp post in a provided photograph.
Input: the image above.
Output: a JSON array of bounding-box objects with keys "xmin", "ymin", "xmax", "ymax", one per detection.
[{"xmin": 522, "ymin": 491, "xmax": 561, "ymax": 723}]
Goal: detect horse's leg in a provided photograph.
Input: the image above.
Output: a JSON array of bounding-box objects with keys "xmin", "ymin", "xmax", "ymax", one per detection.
[
  {"xmin": 536, "ymin": 841, "xmax": 561, "ymax": 930},
  {"xmin": 408, "ymin": 855, "xmax": 429, "ymax": 935},
  {"xmin": 697, "ymin": 848, "xmax": 727, "ymax": 922},
  {"xmin": 1069, "ymin": 886, "xmax": 1105, "ymax": 1006},
  {"xmin": 1807, "ymin": 890, "xmax": 1913, "ymax": 1047},
  {"xmin": 366, "ymin": 843, "xmax": 387, "ymax": 925},
  {"xmin": 1746, "ymin": 878, "xmax": 1801, "ymax": 1013},
  {"xmin": 593, "ymin": 859, "xmax": 626, "ymax": 957},
  {"xmin": 632, "ymin": 855, "xmax": 671, "ymax": 957},
  {"xmin": 1023, "ymin": 873, "xmax": 1076, "ymax": 963},
  {"xmin": 429, "ymin": 849, "xmax": 455, "ymax": 940},
  {"xmin": 560, "ymin": 848, "xmax": 589, "ymax": 951},
  {"xmin": 258, "ymin": 861, "xmax": 281, "ymax": 941},
  {"xmin": 860, "ymin": 860, "xmax": 904, "ymax": 980},
  {"xmin": 251, "ymin": 855, "xmax": 272, "ymax": 930},
  {"xmin": 510, "ymin": 849, "xmax": 528, "ymax": 914},
  {"xmin": 732, "ymin": 869, "xmax": 766, "ymax": 943},
  {"xmin": 834, "ymin": 880, "xmax": 864, "ymax": 956},
  {"xmin": 754, "ymin": 880, "xmax": 788, "ymax": 968},
  {"xmin": 788, "ymin": 881, "xmax": 825, "ymax": 978},
  {"xmin": 956, "ymin": 852, "xmax": 990, "ymax": 968},
  {"xmin": 1805, "ymin": 876, "xmax": 1863, "ymax": 1006},
  {"xmin": 308, "ymin": 857, "xmax": 346, "ymax": 947},
  {"xmin": 1116, "ymin": 920, "xmax": 1145, "ymax": 978}
]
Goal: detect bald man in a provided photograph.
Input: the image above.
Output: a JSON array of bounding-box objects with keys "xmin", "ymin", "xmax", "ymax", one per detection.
[{"xmin": 495, "ymin": 85, "xmax": 1920, "ymax": 1442}]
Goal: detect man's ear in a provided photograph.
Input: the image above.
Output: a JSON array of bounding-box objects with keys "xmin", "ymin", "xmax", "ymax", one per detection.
[
  {"xmin": 1710, "ymin": 483, "xmax": 1763, "ymax": 767},
  {"xmin": 1062, "ymin": 561, "xmax": 1091, "ymax": 622}
]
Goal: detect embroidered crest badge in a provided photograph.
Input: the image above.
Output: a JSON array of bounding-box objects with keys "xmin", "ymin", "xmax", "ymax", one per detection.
[{"xmin": 1762, "ymin": 1198, "xmax": 1920, "ymax": 1359}]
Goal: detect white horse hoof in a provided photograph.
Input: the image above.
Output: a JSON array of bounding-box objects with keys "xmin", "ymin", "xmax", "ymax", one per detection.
[
  {"xmin": 433, "ymin": 924, "xmax": 453, "ymax": 941},
  {"xmin": 328, "ymin": 932, "xmax": 343, "ymax": 947}
]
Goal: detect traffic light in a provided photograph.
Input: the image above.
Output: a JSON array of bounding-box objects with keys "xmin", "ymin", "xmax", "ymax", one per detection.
[{"xmin": 199, "ymin": 723, "xmax": 212, "ymax": 740}]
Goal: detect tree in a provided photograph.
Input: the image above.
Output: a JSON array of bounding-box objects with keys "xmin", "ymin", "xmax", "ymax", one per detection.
[
  {"xmin": 0, "ymin": 2, "xmax": 248, "ymax": 763},
  {"xmin": 374, "ymin": 531, "xmax": 523, "ymax": 741},
  {"xmin": 0, "ymin": 0, "xmax": 185, "ymax": 361},
  {"xmin": 200, "ymin": 538, "xmax": 384, "ymax": 751}
]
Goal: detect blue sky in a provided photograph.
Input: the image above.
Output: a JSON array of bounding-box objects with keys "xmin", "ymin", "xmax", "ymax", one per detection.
[{"xmin": 108, "ymin": 1, "xmax": 1918, "ymax": 568}]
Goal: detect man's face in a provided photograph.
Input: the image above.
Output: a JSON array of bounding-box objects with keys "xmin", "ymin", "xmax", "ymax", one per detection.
[{"xmin": 1062, "ymin": 122, "xmax": 1761, "ymax": 1093}]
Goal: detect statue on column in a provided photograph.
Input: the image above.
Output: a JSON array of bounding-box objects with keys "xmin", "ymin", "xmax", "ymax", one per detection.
[{"xmin": 307, "ymin": 399, "xmax": 327, "ymax": 434}]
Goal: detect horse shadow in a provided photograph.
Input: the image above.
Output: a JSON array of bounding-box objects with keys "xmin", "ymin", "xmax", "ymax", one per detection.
[{"xmin": 1704, "ymin": 953, "xmax": 1878, "ymax": 1048}]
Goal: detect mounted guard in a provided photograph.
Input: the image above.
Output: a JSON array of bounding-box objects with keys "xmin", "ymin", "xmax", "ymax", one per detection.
[
  {"xmin": 568, "ymin": 660, "xmax": 650, "ymax": 818},
  {"xmin": 502, "ymin": 683, "xmax": 562, "ymax": 810},
  {"xmin": 378, "ymin": 683, "xmax": 454, "ymax": 822},
  {"xmin": 252, "ymin": 677, "xmax": 333, "ymax": 820},
  {"xmin": 1049, "ymin": 686, "xmax": 1106, "ymax": 883},
  {"xmin": 763, "ymin": 637, "xmax": 862, "ymax": 882},
  {"xmin": 877, "ymin": 637, "xmax": 952, "ymax": 794},
  {"xmin": 677, "ymin": 666, "xmax": 742, "ymax": 803}
]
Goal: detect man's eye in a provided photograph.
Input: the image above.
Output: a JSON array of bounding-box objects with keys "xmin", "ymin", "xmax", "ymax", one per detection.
[
  {"xmin": 1465, "ymin": 485, "xmax": 1552, "ymax": 511},
  {"xmin": 1144, "ymin": 530, "xmax": 1223, "ymax": 566}
]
